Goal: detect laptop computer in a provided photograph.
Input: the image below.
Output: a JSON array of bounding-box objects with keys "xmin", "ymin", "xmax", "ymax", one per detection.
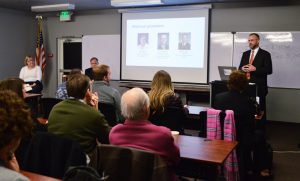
[{"xmin": 218, "ymin": 66, "xmax": 237, "ymax": 81}]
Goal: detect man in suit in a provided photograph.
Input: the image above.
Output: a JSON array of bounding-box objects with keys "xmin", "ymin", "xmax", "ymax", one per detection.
[
  {"xmin": 178, "ymin": 33, "xmax": 191, "ymax": 50},
  {"xmin": 157, "ymin": 33, "xmax": 169, "ymax": 50},
  {"xmin": 239, "ymin": 33, "xmax": 272, "ymax": 131},
  {"xmin": 85, "ymin": 57, "xmax": 99, "ymax": 80}
]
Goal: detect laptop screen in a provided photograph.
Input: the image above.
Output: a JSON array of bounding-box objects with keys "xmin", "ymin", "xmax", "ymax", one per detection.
[{"xmin": 218, "ymin": 66, "xmax": 237, "ymax": 81}]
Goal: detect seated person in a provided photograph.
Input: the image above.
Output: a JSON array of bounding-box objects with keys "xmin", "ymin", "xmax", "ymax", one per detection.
[
  {"xmin": 0, "ymin": 90, "xmax": 33, "ymax": 181},
  {"xmin": 56, "ymin": 69, "xmax": 82, "ymax": 99},
  {"xmin": 0, "ymin": 77, "xmax": 26, "ymax": 98},
  {"xmin": 109, "ymin": 88, "xmax": 180, "ymax": 180},
  {"xmin": 148, "ymin": 70, "xmax": 186, "ymax": 134},
  {"xmin": 85, "ymin": 57, "xmax": 99, "ymax": 80},
  {"xmin": 48, "ymin": 74, "xmax": 111, "ymax": 155},
  {"xmin": 213, "ymin": 70, "xmax": 271, "ymax": 179},
  {"xmin": 19, "ymin": 55, "xmax": 43, "ymax": 93},
  {"xmin": 92, "ymin": 65, "xmax": 122, "ymax": 123}
]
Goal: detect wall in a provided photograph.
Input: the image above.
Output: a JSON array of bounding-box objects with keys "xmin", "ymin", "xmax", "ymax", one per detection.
[
  {"xmin": 42, "ymin": 10, "xmax": 121, "ymax": 96},
  {"xmin": 210, "ymin": 5, "xmax": 300, "ymax": 122},
  {"xmin": 43, "ymin": 5, "xmax": 300, "ymax": 123},
  {"xmin": 0, "ymin": 8, "xmax": 35, "ymax": 79}
]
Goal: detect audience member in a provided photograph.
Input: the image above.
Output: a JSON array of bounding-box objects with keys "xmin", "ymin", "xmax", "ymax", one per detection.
[
  {"xmin": 213, "ymin": 70, "xmax": 271, "ymax": 179},
  {"xmin": 0, "ymin": 90, "xmax": 33, "ymax": 181},
  {"xmin": 148, "ymin": 70, "xmax": 186, "ymax": 134},
  {"xmin": 19, "ymin": 55, "xmax": 43, "ymax": 93},
  {"xmin": 48, "ymin": 74, "xmax": 110, "ymax": 155},
  {"xmin": 0, "ymin": 77, "xmax": 26, "ymax": 98},
  {"xmin": 92, "ymin": 64, "xmax": 122, "ymax": 123},
  {"xmin": 85, "ymin": 57, "xmax": 99, "ymax": 80},
  {"xmin": 109, "ymin": 87, "xmax": 180, "ymax": 180},
  {"xmin": 56, "ymin": 69, "xmax": 82, "ymax": 99}
]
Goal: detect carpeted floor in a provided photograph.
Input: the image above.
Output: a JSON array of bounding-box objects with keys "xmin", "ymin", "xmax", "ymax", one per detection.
[
  {"xmin": 267, "ymin": 121, "xmax": 300, "ymax": 181},
  {"xmin": 184, "ymin": 121, "xmax": 300, "ymax": 181}
]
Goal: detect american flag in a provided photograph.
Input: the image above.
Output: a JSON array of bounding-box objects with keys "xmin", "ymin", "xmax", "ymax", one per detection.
[{"xmin": 35, "ymin": 17, "xmax": 46, "ymax": 77}]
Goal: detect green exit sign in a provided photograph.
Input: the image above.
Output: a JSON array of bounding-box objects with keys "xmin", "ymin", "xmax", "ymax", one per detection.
[{"xmin": 60, "ymin": 11, "xmax": 71, "ymax": 21}]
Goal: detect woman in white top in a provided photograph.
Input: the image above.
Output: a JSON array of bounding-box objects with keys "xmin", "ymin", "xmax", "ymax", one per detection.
[{"xmin": 19, "ymin": 56, "xmax": 43, "ymax": 93}]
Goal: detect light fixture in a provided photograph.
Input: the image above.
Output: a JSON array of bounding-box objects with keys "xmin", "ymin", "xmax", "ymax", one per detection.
[
  {"xmin": 31, "ymin": 3, "xmax": 75, "ymax": 12},
  {"xmin": 111, "ymin": 0, "xmax": 164, "ymax": 7}
]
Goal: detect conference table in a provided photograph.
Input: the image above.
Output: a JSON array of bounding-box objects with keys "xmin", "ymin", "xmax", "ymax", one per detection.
[
  {"xmin": 175, "ymin": 135, "xmax": 237, "ymax": 165},
  {"xmin": 21, "ymin": 170, "xmax": 61, "ymax": 181},
  {"xmin": 175, "ymin": 135, "xmax": 237, "ymax": 180}
]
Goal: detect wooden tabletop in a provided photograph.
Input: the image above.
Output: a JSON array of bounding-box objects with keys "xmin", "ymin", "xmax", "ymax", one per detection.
[
  {"xmin": 24, "ymin": 93, "xmax": 42, "ymax": 98},
  {"xmin": 21, "ymin": 170, "xmax": 61, "ymax": 181},
  {"xmin": 175, "ymin": 135, "xmax": 238, "ymax": 165}
]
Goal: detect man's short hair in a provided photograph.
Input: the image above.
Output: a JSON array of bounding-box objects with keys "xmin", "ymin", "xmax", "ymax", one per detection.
[
  {"xmin": 121, "ymin": 88, "xmax": 150, "ymax": 120},
  {"xmin": 227, "ymin": 71, "xmax": 249, "ymax": 92},
  {"xmin": 93, "ymin": 64, "xmax": 110, "ymax": 81},
  {"xmin": 67, "ymin": 74, "xmax": 90, "ymax": 99},
  {"xmin": 70, "ymin": 68, "xmax": 82, "ymax": 76},
  {"xmin": 90, "ymin": 57, "xmax": 99, "ymax": 63},
  {"xmin": 249, "ymin": 33, "xmax": 260, "ymax": 40}
]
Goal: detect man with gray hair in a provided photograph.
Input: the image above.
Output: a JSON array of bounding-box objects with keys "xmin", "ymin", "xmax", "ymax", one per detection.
[{"xmin": 109, "ymin": 88, "xmax": 180, "ymax": 170}]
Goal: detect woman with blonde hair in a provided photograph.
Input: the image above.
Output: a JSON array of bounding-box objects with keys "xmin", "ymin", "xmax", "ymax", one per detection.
[
  {"xmin": 148, "ymin": 70, "xmax": 186, "ymax": 134},
  {"xmin": 19, "ymin": 55, "xmax": 43, "ymax": 93}
]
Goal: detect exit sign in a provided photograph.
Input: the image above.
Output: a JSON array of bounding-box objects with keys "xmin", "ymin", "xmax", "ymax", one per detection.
[{"xmin": 60, "ymin": 11, "xmax": 71, "ymax": 22}]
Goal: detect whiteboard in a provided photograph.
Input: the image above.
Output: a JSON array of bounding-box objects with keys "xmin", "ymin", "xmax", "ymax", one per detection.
[
  {"xmin": 233, "ymin": 32, "xmax": 300, "ymax": 89},
  {"xmin": 209, "ymin": 32, "xmax": 233, "ymax": 82},
  {"xmin": 82, "ymin": 35, "xmax": 120, "ymax": 80}
]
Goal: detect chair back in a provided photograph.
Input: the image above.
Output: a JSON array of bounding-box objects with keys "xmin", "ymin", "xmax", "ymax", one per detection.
[
  {"xmin": 40, "ymin": 97, "xmax": 63, "ymax": 119},
  {"xmin": 89, "ymin": 144, "xmax": 169, "ymax": 181},
  {"xmin": 22, "ymin": 132, "xmax": 87, "ymax": 179},
  {"xmin": 98, "ymin": 102, "xmax": 117, "ymax": 126},
  {"xmin": 149, "ymin": 106, "xmax": 185, "ymax": 134}
]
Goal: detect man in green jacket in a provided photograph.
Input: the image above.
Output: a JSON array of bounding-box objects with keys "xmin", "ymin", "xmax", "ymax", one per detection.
[{"xmin": 48, "ymin": 74, "xmax": 111, "ymax": 154}]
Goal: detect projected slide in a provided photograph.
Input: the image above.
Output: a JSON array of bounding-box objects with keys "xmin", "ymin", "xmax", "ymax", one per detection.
[
  {"xmin": 121, "ymin": 8, "xmax": 209, "ymax": 84},
  {"xmin": 126, "ymin": 17, "xmax": 205, "ymax": 68}
]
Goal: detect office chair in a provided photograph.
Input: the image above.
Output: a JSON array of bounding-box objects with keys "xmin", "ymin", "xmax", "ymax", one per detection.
[
  {"xmin": 22, "ymin": 132, "xmax": 87, "ymax": 179},
  {"xmin": 40, "ymin": 97, "xmax": 63, "ymax": 119},
  {"xmin": 89, "ymin": 144, "xmax": 169, "ymax": 181},
  {"xmin": 98, "ymin": 102, "xmax": 117, "ymax": 126}
]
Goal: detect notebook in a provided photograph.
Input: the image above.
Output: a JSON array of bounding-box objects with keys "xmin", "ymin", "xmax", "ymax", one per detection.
[{"xmin": 218, "ymin": 66, "xmax": 237, "ymax": 81}]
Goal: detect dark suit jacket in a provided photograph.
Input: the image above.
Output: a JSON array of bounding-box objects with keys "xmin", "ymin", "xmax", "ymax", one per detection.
[
  {"xmin": 85, "ymin": 68, "xmax": 93, "ymax": 80},
  {"xmin": 213, "ymin": 91, "xmax": 255, "ymax": 144},
  {"xmin": 178, "ymin": 42, "xmax": 191, "ymax": 50},
  {"xmin": 239, "ymin": 48, "xmax": 272, "ymax": 96}
]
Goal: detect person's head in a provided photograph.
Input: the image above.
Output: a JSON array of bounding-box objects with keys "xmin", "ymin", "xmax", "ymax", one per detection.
[
  {"xmin": 227, "ymin": 70, "xmax": 249, "ymax": 92},
  {"xmin": 67, "ymin": 74, "xmax": 91, "ymax": 99},
  {"xmin": 24, "ymin": 56, "xmax": 35, "ymax": 68},
  {"xmin": 182, "ymin": 34, "xmax": 188, "ymax": 43},
  {"xmin": 248, "ymin": 33, "xmax": 260, "ymax": 50},
  {"xmin": 0, "ymin": 90, "xmax": 33, "ymax": 157},
  {"xmin": 90, "ymin": 57, "xmax": 99, "ymax": 69},
  {"xmin": 121, "ymin": 88, "xmax": 150, "ymax": 121},
  {"xmin": 159, "ymin": 34, "xmax": 168, "ymax": 45},
  {"xmin": 139, "ymin": 34, "xmax": 147, "ymax": 46},
  {"xmin": 92, "ymin": 64, "xmax": 111, "ymax": 82},
  {"xmin": 149, "ymin": 70, "xmax": 174, "ymax": 113},
  {"xmin": 0, "ymin": 77, "xmax": 25, "ymax": 98}
]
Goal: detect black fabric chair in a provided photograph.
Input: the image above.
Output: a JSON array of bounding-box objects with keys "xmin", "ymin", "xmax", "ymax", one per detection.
[
  {"xmin": 149, "ymin": 106, "xmax": 185, "ymax": 135},
  {"xmin": 98, "ymin": 102, "xmax": 117, "ymax": 126},
  {"xmin": 89, "ymin": 144, "xmax": 170, "ymax": 181},
  {"xmin": 39, "ymin": 97, "xmax": 63, "ymax": 119},
  {"xmin": 22, "ymin": 132, "xmax": 87, "ymax": 179}
]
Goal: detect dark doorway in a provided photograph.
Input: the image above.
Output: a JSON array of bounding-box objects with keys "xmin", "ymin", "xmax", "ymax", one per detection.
[{"xmin": 63, "ymin": 42, "xmax": 82, "ymax": 70}]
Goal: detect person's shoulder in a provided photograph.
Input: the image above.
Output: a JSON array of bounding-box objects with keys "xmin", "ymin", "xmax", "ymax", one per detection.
[
  {"xmin": 259, "ymin": 48, "xmax": 271, "ymax": 55},
  {"xmin": 0, "ymin": 166, "xmax": 29, "ymax": 181}
]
